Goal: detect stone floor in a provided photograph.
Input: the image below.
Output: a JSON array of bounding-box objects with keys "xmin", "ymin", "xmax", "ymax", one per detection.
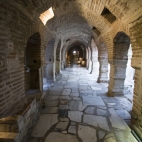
[{"xmin": 26, "ymin": 66, "xmax": 137, "ymax": 142}]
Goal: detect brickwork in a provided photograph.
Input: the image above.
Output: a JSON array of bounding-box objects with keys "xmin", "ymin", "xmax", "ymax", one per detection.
[{"xmin": 0, "ymin": 0, "xmax": 142, "ymax": 139}]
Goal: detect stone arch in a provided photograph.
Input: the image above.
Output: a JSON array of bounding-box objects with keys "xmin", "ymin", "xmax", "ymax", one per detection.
[
  {"xmin": 25, "ymin": 32, "xmax": 41, "ymax": 90},
  {"xmin": 108, "ymin": 32, "xmax": 131, "ymax": 96},
  {"xmin": 66, "ymin": 45, "xmax": 85, "ymax": 66}
]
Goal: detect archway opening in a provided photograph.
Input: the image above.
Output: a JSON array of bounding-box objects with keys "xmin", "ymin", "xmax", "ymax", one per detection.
[
  {"xmin": 112, "ymin": 32, "xmax": 130, "ymax": 96},
  {"xmin": 25, "ymin": 33, "xmax": 41, "ymax": 90},
  {"xmin": 66, "ymin": 45, "xmax": 86, "ymax": 67}
]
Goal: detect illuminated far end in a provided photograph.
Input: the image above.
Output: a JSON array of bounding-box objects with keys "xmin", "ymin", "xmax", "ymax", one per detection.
[{"xmin": 39, "ymin": 7, "xmax": 54, "ymax": 25}]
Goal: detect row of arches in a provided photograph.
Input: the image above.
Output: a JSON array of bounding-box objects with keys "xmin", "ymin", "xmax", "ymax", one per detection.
[{"xmin": 24, "ymin": 32, "xmax": 135, "ymax": 100}]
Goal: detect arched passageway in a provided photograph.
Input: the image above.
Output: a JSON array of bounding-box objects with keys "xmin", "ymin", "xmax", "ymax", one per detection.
[
  {"xmin": 108, "ymin": 32, "xmax": 134, "ymax": 97},
  {"xmin": 25, "ymin": 32, "xmax": 41, "ymax": 90},
  {"xmin": 66, "ymin": 45, "xmax": 85, "ymax": 67},
  {"xmin": 0, "ymin": 0, "xmax": 142, "ymax": 142}
]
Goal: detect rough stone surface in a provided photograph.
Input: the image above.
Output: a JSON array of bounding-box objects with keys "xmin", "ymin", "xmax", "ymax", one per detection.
[
  {"xmin": 84, "ymin": 107, "xmax": 95, "ymax": 114},
  {"xmin": 31, "ymin": 114, "xmax": 58, "ymax": 137},
  {"xmin": 56, "ymin": 122, "xmax": 69, "ymax": 130},
  {"xmin": 78, "ymin": 125, "xmax": 97, "ymax": 142},
  {"xmin": 45, "ymin": 132, "xmax": 79, "ymax": 142},
  {"xmin": 98, "ymin": 130, "xmax": 105, "ymax": 139},
  {"xmin": 97, "ymin": 108, "xmax": 108, "ymax": 116},
  {"xmin": 68, "ymin": 125, "xmax": 76, "ymax": 134},
  {"xmin": 104, "ymin": 133, "xmax": 117, "ymax": 142},
  {"xmin": 83, "ymin": 115, "xmax": 110, "ymax": 131},
  {"xmin": 68, "ymin": 111, "xmax": 83, "ymax": 122},
  {"xmin": 82, "ymin": 96, "xmax": 105, "ymax": 106},
  {"xmin": 109, "ymin": 108, "xmax": 130, "ymax": 131},
  {"xmin": 69, "ymin": 101, "xmax": 86, "ymax": 111}
]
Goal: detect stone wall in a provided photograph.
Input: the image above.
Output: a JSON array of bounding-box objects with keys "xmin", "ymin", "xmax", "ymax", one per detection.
[{"xmin": 0, "ymin": 0, "xmax": 142, "ymax": 139}]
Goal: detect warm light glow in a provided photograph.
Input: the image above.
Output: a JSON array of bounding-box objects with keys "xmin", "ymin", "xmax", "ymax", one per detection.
[
  {"xmin": 39, "ymin": 7, "xmax": 54, "ymax": 25},
  {"xmin": 73, "ymin": 51, "xmax": 76, "ymax": 54}
]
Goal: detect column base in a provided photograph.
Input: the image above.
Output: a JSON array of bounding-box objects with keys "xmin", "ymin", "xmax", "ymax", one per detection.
[{"xmin": 107, "ymin": 87, "xmax": 124, "ymax": 97}]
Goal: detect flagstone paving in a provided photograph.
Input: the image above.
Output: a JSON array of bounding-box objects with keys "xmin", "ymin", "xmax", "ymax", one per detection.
[{"xmin": 26, "ymin": 66, "xmax": 137, "ymax": 142}]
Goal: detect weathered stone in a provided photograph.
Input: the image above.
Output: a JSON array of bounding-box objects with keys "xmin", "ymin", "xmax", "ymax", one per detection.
[
  {"xmin": 82, "ymin": 96, "xmax": 105, "ymax": 106},
  {"xmin": 109, "ymin": 108, "xmax": 130, "ymax": 131},
  {"xmin": 61, "ymin": 89, "xmax": 71, "ymax": 95},
  {"xmin": 45, "ymin": 132, "xmax": 79, "ymax": 142},
  {"xmin": 31, "ymin": 114, "xmax": 58, "ymax": 137},
  {"xmin": 68, "ymin": 125, "xmax": 76, "ymax": 134},
  {"xmin": 69, "ymin": 101, "xmax": 86, "ymax": 111},
  {"xmin": 98, "ymin": 130, "xmax": 105, "ymax": 139},
  {"xmin": 56, "ymin": 122, "xmax": 69, "ymax": 130},
  {"xmin": 83, "ymin": 115, "xmax": 109, "ymax": 131},
  {"xmin": 78, "ymin": 125, "xmax": 97, "ymax": 142},
  {"xmin": 84, "ymin": 107, "xmax": 95, "ymax": 114},
  {"xmin": 97, "ymin": 108, "xmax": 108, "ymax": 116},
  {"xmin": 68, "ymin": 111, "xmax": 83, "ymax": 122},
  {"xmin": 104, "ymin": 133, "xmax": 116, "ymax": 142}
]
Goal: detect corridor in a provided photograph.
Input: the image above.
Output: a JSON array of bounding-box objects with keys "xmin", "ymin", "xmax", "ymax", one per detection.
[{"xmin": 26, "ymin": 66, "xmax": 137, "ymax": 142}]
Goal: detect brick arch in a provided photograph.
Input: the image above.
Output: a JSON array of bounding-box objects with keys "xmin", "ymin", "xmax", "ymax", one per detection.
[
  {"xmin": 108, "ymin": 31, "xmax": 130, "ymax": 96},
  {"xmin": 25, "ymin": 32, "xmax": 41, "ymax": 90}
]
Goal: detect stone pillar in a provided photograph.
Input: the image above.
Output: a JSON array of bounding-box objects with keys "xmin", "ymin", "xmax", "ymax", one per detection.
[
  {"xmin": 88, "ymin": 60, "xmax": 92, "ymax": 73},
  {"xmin": 108, "ymin": 60, "xmax": 127, "ymax": 96},
  {"xmin": 90, "ymin": 60, "xmax": 99, "ymax": 77},
  {"xmin": 86, "ymin": 59, "xmax": 89, "ymax": 69},
  {"xmin": 46, "ymin": 62, "xmax": 54, "ymax": 81},
  {"xmin": 61, "ymin": 60, "xmax": 65, "ymax": 70},
  {"xmin": 98, "ymin": 60, "xmax": 108, "ymax": 83},
  {"xmin": 56, "ymin": 61, "xmax": 61, "ymax": 74}
]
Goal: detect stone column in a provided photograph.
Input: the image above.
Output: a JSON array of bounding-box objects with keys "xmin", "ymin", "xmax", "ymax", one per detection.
[
  {"xmin": 56, "ymin": 60, "xmax": 61, "ymax": 74},
  {"xmin": 61, "ymin": 60, "xmax": 65, "ymax": 70},
  {"xmin": 98, "ymin": 59, "xmax": 108, "ymax": 83},
  {"xmin": 90, "ymin": 60, "xmax": 99, "ymax": 77},
  {"xmin": 86, "ymin": 59, "xmax": 89, "ymax": 69},
  {"xmin": 88, "ymin": 60, "xmax": 92, "ymax": 73},
  {"xmin": 108, "ymin": 60, "xmax": 127, "ymax": 96}
]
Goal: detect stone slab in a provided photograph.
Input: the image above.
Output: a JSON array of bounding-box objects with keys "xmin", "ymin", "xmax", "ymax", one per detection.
[
  {"xmin": 59, "ymin": 96, "xmax": 71, "ymax": 100},
  {"xmin": 109, "ymin": 108, "xmax": 130, "ymax": 131},
  {"xmin": 82, "ymin": 96, "xmax": 105, "ymax": 106},
  {"xmin": 83, "ymin": 115, "xmax": 109, "ymax": 131},
  {"xmin": 45, "ymin": 132, "xmax": 79, "ymax": 142},
  {"xmin": 97, "ymin": 108, "xmax": 108, "ymax": 116},
  {"xmin": 56, "ymin": 122, "xmax": 69, "ymax": 130},
  {"xmin": 49, "ymin": 90, "xmax": 62, "ymax": 96},
  {"xmin": 58, "ymin": 109, "xmax": 68, "ymax": 118},
  {"xmin": 98, "ymin": 130, "xmax": 105, "ymax": 139},
  {"xmin": 44, "ymin": 95, "xmax": 58, "ymax": 101},
  {"xmin": 72, "ymin": 97, "xmax": 81, "ymax": 101},
  {"xmin": 68, "ymin": 125, "xmax": 76, "ymax": 134},
  {"xmin": 91, "ymin": 86, "xmax": 102, "ymax": 90},
  {"xmin": 61, "ymin": 89, "xmax": 71, "ymax": 96},
  {"xmin": 41, "ymin": 107, "xmax": 58, "ymax": 114},
  {"xmin": 84, "ymin": 107, "xmax": 95, "ymax": 114},
  {"xmin": 31, "ymin": 114, "xmax": 58, "ymax": 137},
  {"xmin": 104, "ymin": 133, "xmax": 116, "ymax": 142},
  {"xmin": 114, "ymin": 131, "xmax": 138, "ymax": 142},
  {"xmin": 69, "ymin": 101, "xmax": 86, "ymax": 111},
  {"xmin": 45, "ymin": 100, "xmax": 58, "ymax": 107},
  {"xmin": 115, "ymin": 110, "xmax": 131, "ymax": 119},
  {"xmin": 78, "ymin": 125, "xmax": 97, "ymax": 142},
  {"xmin": 59, "ymin": 105, "xmax": 70, "ymax": 109},
  {"xmin": 68, "ymin": 111, "xmax": 83, "ymax": 122},
  {"xmin": 59, "ymin": 118, "xmax": 69, "ymax": 122},
  {"xmin": 70, "ymin": 92, "xmax": 79, "ymax": 97}
]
